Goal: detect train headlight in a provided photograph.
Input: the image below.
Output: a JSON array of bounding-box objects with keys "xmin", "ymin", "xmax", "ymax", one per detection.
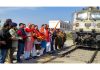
[
  {"xmin": 96, "ymin": 35, "xmax": 100, "ymax": 41},
  {"xmin": 85, "ymin": 23, "xmax": 91, "ymax": 27},
  {"xmin": 97, "ymin": 23, "xmax": 100, "ymax": 28},
  {"xmin": 75, "ymin": 23, "xmax": 79, "ymax": 27}
]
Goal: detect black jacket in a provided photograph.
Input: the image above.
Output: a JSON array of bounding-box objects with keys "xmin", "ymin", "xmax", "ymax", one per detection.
[{"xmin": 0, "ymin": 28, "xmax": 12, "ymax": 49}]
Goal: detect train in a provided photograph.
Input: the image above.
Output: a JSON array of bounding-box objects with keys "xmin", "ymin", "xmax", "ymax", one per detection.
[{"xmin": 72, "ymin": 7, "xmax": 100, "ymax": 48}]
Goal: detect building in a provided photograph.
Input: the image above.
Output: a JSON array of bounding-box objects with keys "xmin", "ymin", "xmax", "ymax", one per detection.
[{"xmin": 49, "ymin": 20, "xmax": 71, "ymax": 32}]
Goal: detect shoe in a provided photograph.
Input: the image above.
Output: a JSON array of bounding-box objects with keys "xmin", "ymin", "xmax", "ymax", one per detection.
[
  {"xmin": 17, "ymin": 60, "xmax": 22, "ymax": 63},
  {"xmin": 25, "ymin": 58, "xmax": 30, "ymax": 60},
  {"xmin": 32, "ymin": 56, "xmax": 38, "ymax": 59},
  {"xmin": 37, "ymin": 54, "xmax": 41, "ymax": 57}
]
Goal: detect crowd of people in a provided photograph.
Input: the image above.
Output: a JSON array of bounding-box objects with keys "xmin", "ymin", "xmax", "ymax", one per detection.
[{"xmin": 0, "ymin": 19, "xmax": 66, "ymax": 63}]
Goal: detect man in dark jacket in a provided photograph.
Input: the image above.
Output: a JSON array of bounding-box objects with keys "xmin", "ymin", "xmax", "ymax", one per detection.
[{"xmin": 0, "ymin": 19, "xmax": 13, "ymax": 63}]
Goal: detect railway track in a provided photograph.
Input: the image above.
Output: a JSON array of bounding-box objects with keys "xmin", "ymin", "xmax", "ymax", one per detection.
[
  {"xmin": 39, "ymin": 45, "xmax": 76, "ymax": 63},
  {"xmin": 15, "ymin": 42, "xmax": 99, "ymax": 63},
  {"xmin": 65, "ymin": 48, "xmax": 96, "ymax": 63},
  {"xmin": 43, "ymin": 46, "xmax": 99, "ymax": 63},
  {"xmin": 92, "ymin": 49, "xmax": 100, "ymax": 63},
  {"xmin": 88, "ymin": 48, "xmax": 98, "ymax": 63}
]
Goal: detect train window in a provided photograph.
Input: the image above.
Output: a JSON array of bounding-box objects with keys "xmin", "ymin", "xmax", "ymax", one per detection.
[
  {"xmin": 77, "ymin": 12, "xmax": 88, "ymax": 20},
  {"xmin": 63, "ymin": 24, "xmax": 65, "ymax": 28},
  {"xmin": 91, "ymin": 12, "xmax": 100, "ymax": 20},
  {"xmin": 60, "ymin": 23, "xmax": 62, "ymax": 28}
]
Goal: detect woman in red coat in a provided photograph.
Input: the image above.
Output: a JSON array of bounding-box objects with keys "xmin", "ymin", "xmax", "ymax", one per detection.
[{"xmin": 24, "ymin": 24, "xmax": 34, "ymax": 60}]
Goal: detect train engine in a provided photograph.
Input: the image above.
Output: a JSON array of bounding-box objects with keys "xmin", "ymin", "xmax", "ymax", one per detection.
[{"xmin": 72, "ymin": 7, "xmax": 100, "ymax": 48}]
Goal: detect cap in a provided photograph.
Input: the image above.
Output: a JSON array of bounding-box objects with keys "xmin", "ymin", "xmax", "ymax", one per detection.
[{"xmin": 11, "ymin": 22, "xmax": 17, "ymax": 27}]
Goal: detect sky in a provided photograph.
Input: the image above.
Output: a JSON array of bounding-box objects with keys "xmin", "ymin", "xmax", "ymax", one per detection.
[{"xmin": 0, "ymin": 7, "xmax": 84, "ymax": 27}]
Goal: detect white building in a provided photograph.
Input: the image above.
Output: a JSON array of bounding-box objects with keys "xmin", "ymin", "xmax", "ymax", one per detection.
[{"xmin": 49, "ymin": 20, "xmax": 71, "ymax": 32}]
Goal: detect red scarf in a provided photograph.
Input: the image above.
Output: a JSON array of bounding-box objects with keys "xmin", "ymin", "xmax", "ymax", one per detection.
[{"xmin": 25, "ymin": 27, "xmax": 35, "ymax": 42}]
